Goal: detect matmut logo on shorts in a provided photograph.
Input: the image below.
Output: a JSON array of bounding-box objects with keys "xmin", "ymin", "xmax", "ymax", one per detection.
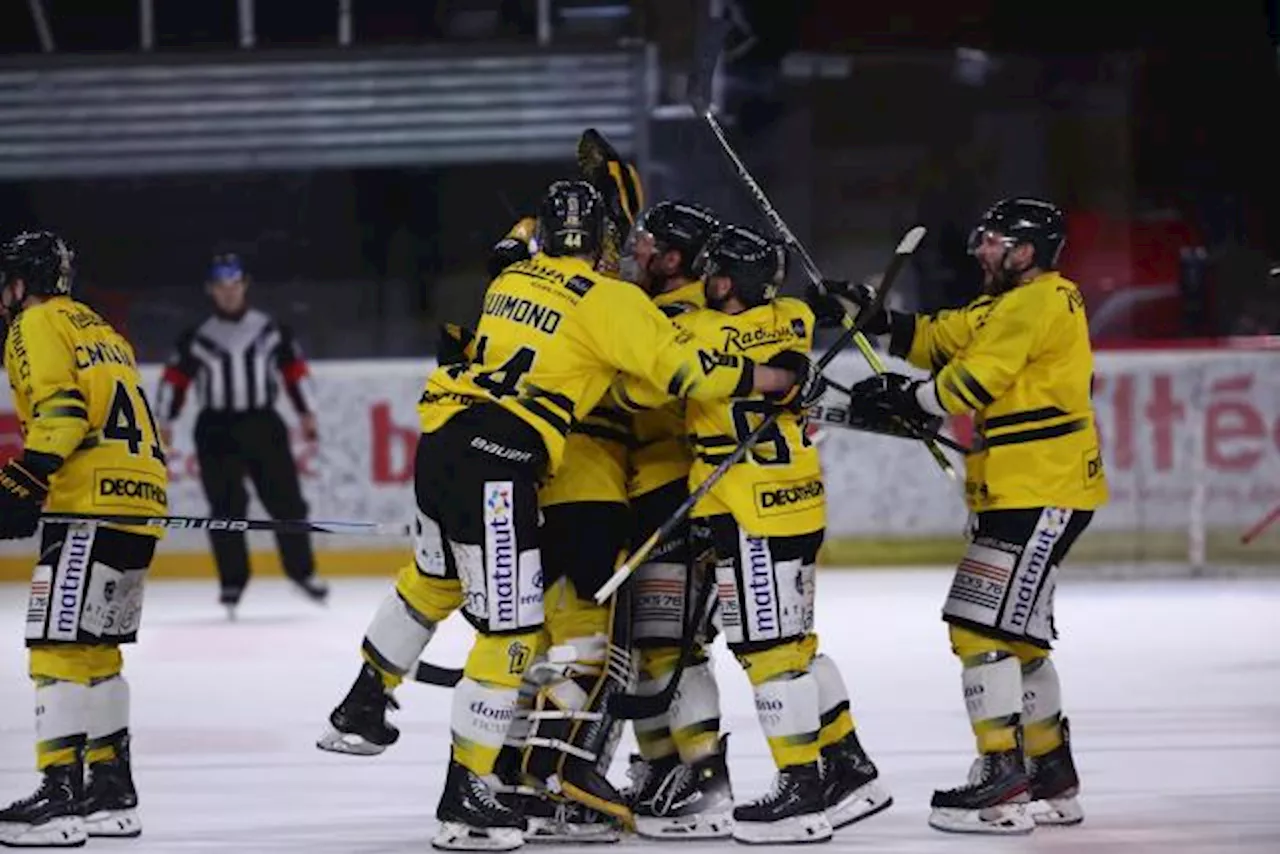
[
  {"xmin": 484, "ymin": 481, "xmax": 518, "ymax": 631},
  {"xmin": 754, "ymin": 478, "xmax": 824, "ymax": 516},
  {"xmin": 94, "ymin": 469, "xmax": 167, "ymax": 508}
]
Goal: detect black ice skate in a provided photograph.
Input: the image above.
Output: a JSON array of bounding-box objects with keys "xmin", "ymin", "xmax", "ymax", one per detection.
[
  {"xmin": 820, "ymin": 730, "xmax": 893, "ymax": 830},
  {"xmin": 928, "ymin": 747, "xmax": 1034, "ymax": 835},
  {"xmin": 624, "ymin": 753, "xmax": 678, "ymax": 810},
  {"xmin": 291, "ymin": 574, "xmax": 330, "ymax": 606},
  {"xmin": 219, "ymin": 586, "xmax": 243, "ymax": 621},
  {"xmin": 0, "ymin": 764, "xmax": 87, "ymax": 848},
  {"xmin": 1026, "ymin": 718, "xmax": 1083, "ymax": 826},
  {"xmin": 83, "ymin": 734, "xmax": 142, "ymax": 838},
  {"xmin": 316, "ymin": 663, "xmax": 400, "ymax": 756},
  {"xmin": 634, "ymin": 736, "xmax": 733, "ymax": 840},
  {"xmin": 731, "ymin": 762, "xmax": 832, "ymax": 845},
  {"xmin": 432, "ymin": 758, "xmax": 527, "ymax": 852}
]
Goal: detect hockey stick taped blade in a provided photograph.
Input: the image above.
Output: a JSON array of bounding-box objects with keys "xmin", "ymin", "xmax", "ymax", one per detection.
[{"xmin": 896, "ymin": 225, "xmax": 927, "ymax": 255}]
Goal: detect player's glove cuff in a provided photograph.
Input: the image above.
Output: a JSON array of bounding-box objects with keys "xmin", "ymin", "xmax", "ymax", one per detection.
[{"xmin": 764, "ymin": 350, "xmax": 827, "ymax": 413}]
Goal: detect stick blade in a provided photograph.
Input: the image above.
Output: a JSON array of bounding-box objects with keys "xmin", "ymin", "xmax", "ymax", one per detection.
[
  {"xmin": 687, "ymin": 13, "xmax": 734, "ymax": 114},
  {"xmin": 896, "ymin": 225, "xmax": 927, "ymax": 255}
]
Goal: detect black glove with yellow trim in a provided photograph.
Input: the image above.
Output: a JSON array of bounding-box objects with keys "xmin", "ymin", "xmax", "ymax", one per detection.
[{"xmin": 0, "ymin": 451, "xmax": 58, "ymax": 540}]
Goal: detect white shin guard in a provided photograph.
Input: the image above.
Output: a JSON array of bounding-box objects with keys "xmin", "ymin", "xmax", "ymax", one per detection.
[
  {"xmin": 962, "ymin": 654, "xmax": 1023, "ymax": 733},
  {"xmin": 1021, "ymin": 657, "xmax": 1062, "ymax": 727},
  {"xmin": 363, "ymin": 592, "xmax": 437, "ymax": 677},
  {"xmin": 668, "ymin": 661, "xmax": 721, "ymax": 762}
]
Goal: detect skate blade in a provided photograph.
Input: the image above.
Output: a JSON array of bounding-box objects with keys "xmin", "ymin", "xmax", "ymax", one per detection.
[
  {"xmin": 1028, "ymin": 796, "xmax": 1084, "ymax": 826},
  {"xmin": 635, "ymin": 811, "xmax": 733, "ymax": 840},
  {"xmin": 431, "ymin": 822, "xmax": 523, "ymax": 851},
  {"xmin": 85, "ymin": 807, "xmax": 142, "ymax": 838},
  {"xmin": 315, "ymin": 727, "xmax": 387, "ymax": 757},
  {"xmin": 526, "ymin": 818, "xmax": 619, "ymax": 844},
  {"xmin": 828, "ymin": 780, "xmax": 893, "ymax": 831},
  {"xmin": 732, "ymin": 812, "xmax": 832, "ymax": 845},
  {"xmin": 928, "ymin": 804, "xmax": 1035, "ymax": 835},
  {"xmin": 0, "ymin": 815, "xmax": 88, "ymax": 848}
]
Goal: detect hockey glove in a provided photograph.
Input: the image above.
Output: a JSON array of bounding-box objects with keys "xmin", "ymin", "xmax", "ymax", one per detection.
[
  {"xmin": 487, "ymin": 217, "xmax": 535, "ymax": 279},
  {"xmin": 0, "ymin": 452, "xmax": 56, "ymax": 540},
  {"xmin": 846, "ymin": 373, "xmax": 944, "ymax": 440},
  {"xmin": 437, "ymin": 323, "xmax": 477, "ymax": 368},
  {"xmin": 804, "ymin": 278, "xmax": 890, "ymax": 334},
  {"xmin": 764, "ymin": 350, "xmax": 828, "ymax": 413}
]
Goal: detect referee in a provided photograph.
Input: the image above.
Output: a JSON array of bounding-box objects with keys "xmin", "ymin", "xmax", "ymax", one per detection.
[{"xmin": 156, "ymin": 253, "xmax": 329, "ymax": 615}]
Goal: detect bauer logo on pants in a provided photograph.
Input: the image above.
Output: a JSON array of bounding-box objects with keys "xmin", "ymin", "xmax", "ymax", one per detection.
[{"xmin": 484, "ymin": 481, "xmax": 518, "ymax": 632}]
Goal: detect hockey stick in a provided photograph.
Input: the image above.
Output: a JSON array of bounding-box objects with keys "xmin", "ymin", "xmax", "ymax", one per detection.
[
  {"xmin": 608, "ymin": 553, "xmax": 716, "ymax": 720},
  {"xmin": 684, "ymin": 17, "xmax": 956, "ymax": 483},
  {"xmin": 594, "ymin": 225, "xmax": 925, "ymax": 605},
  {"xmin": 806, "ymin": 398, "xmax": 972, "ymax": 456},
  {"xmin": 411, "ymin": 661, "xmax": 464, "ymax": 687},
  {"xmin": 40, "ymin": 512, "xmax": 410, "ymax": 537},
  {"xmin": 1241, "ymin": 501, "xmax": 1280, "ymax": 545}
]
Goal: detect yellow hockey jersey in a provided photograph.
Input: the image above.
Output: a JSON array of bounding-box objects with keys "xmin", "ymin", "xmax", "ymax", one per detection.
[
  {"xmin": 418, "ymin": 253, "xmax": 754, "ymax": 473},
  {"xmin": 627, "ymin": 280, "xmax": 705, "ymax": 499},
  {"xmin": 891, "ymin": 271, "xmax": 1108, "ymax": 512},
  {"xmin": 538, "ymin": 403, "xmax": 632, "ymax": 506},
  {"xmin": 617, "ymin": 297, "xmax": 824, "ymax": 537},
  {"xmin": 4, "ymin": 297, "xmax": 168, "ymax": 534}
]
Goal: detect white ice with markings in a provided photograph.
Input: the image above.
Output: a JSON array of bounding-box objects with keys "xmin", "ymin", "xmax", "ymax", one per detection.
[{"xmin": 2, "ymin": 569, "xmax": 1277, "ymax": 853}]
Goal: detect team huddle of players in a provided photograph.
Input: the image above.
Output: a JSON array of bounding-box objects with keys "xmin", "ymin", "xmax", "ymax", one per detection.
[
  {"xmin": 0, "ymin": 129, "xmax": 1106, "ymax": 849},
  {"xmin": 314, "ymin": 133, "xmax": 1107, "ymax": 849}
]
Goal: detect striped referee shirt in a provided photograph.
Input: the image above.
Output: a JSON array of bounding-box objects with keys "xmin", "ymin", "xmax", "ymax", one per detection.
[{"xmin": 156, "ymin": 308, "xmax": 314, "ymax": 424}]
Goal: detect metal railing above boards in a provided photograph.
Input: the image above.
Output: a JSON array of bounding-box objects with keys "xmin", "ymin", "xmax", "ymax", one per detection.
[{"xmin": 13, "ymin": 0, "xmax": 635, "ymax": 54}]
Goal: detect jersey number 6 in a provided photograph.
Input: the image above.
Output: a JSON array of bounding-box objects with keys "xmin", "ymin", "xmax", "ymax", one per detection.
[{"xmin": 730, "ymin": 400, "xmax": 810, "ymax": 466}]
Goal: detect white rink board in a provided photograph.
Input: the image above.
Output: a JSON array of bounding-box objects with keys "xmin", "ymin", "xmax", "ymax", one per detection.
[{"xmin": 2, "ymin": 347, "xmax": 1279, "ymax": 554}]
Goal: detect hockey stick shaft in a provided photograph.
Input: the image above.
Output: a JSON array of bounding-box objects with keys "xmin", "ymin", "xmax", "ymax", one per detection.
[
  {"xmin": 1241, "ymin": 501, "xmax": 1280, "ymax": 545},
  {"xmin": 411, "ymin": 661, "xmax": 464, "ymax": 687},
  {"xmin": 40, "ymin": 512, "xmax": 410, "ymax": 537},
  {"xmin": 696, "ymin": 109, "xmax": 956, "ymax": 482},
  {"xmin": 593, "ymin": 226, "xmax": 924, "ymax": 604}
]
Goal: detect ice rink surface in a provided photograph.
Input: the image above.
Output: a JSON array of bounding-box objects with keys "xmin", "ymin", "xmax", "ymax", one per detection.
[{"xmin": 1, "ymin": 568, "xmax": 1278, "ymax": 853}]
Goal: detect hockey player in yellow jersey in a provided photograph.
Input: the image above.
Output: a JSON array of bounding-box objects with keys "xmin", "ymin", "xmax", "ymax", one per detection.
[
  {"xmin": 315, "ymin": 132, "xmax": 646, "ymax": 809},
  {"xmin": 615, "ymin": 200, "xmax": 740, "ymax": 839},
  {"xmin": 408, "ymin": 182, "xmax": 812, "ymax": 851},
  {"xmin": 615, "ymin": 224, "xmax": 891, "ymax": 844},
  {"xmin": 838, "ymin": 198, "xmax": 1107, "ymax": 835},
  {"xmin": 0, "ymin": 232, "xmax": 166, "ymax": 847}
]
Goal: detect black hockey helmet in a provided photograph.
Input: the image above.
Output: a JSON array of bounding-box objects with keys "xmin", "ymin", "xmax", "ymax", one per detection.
[
  {"xmin": 536, "ymin": 180, "xmax": 605, "ymax": 259},
  {"xmin": 0, "ymin": 231, "xmax": 74, "ymax": 300},
  {"xmin": 701, "ymin": 224, "xmax": 787, "ymax": 308},
  {"xmin": 634, "ymin": 201, "xmax": 721, "ymax": 278},
  {"xmin": 968, "ymin": 197, "xmax": 1066, "ymax": 270}
]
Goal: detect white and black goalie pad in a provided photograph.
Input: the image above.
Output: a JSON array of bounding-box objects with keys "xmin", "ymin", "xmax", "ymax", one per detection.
[
  {"xmin": 705, "ymin": 517, "xmax": 820, "ymax": 648},
  {"xmin": 25, "ymin": 523, "xmax": 155, "ymax": 646},
  {"xmin": 523, "ymin": 588, "xmax": 635, "ymax": 782},
  {"xmin": 943, "ymin": 508, "xmax": 1092, "ymax": 648}
]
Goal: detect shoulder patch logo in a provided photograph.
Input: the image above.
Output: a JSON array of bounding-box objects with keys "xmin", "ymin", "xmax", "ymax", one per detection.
[{"xmin": 565, "ymin": 276, "xmax": 595, "ymax": 298}]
